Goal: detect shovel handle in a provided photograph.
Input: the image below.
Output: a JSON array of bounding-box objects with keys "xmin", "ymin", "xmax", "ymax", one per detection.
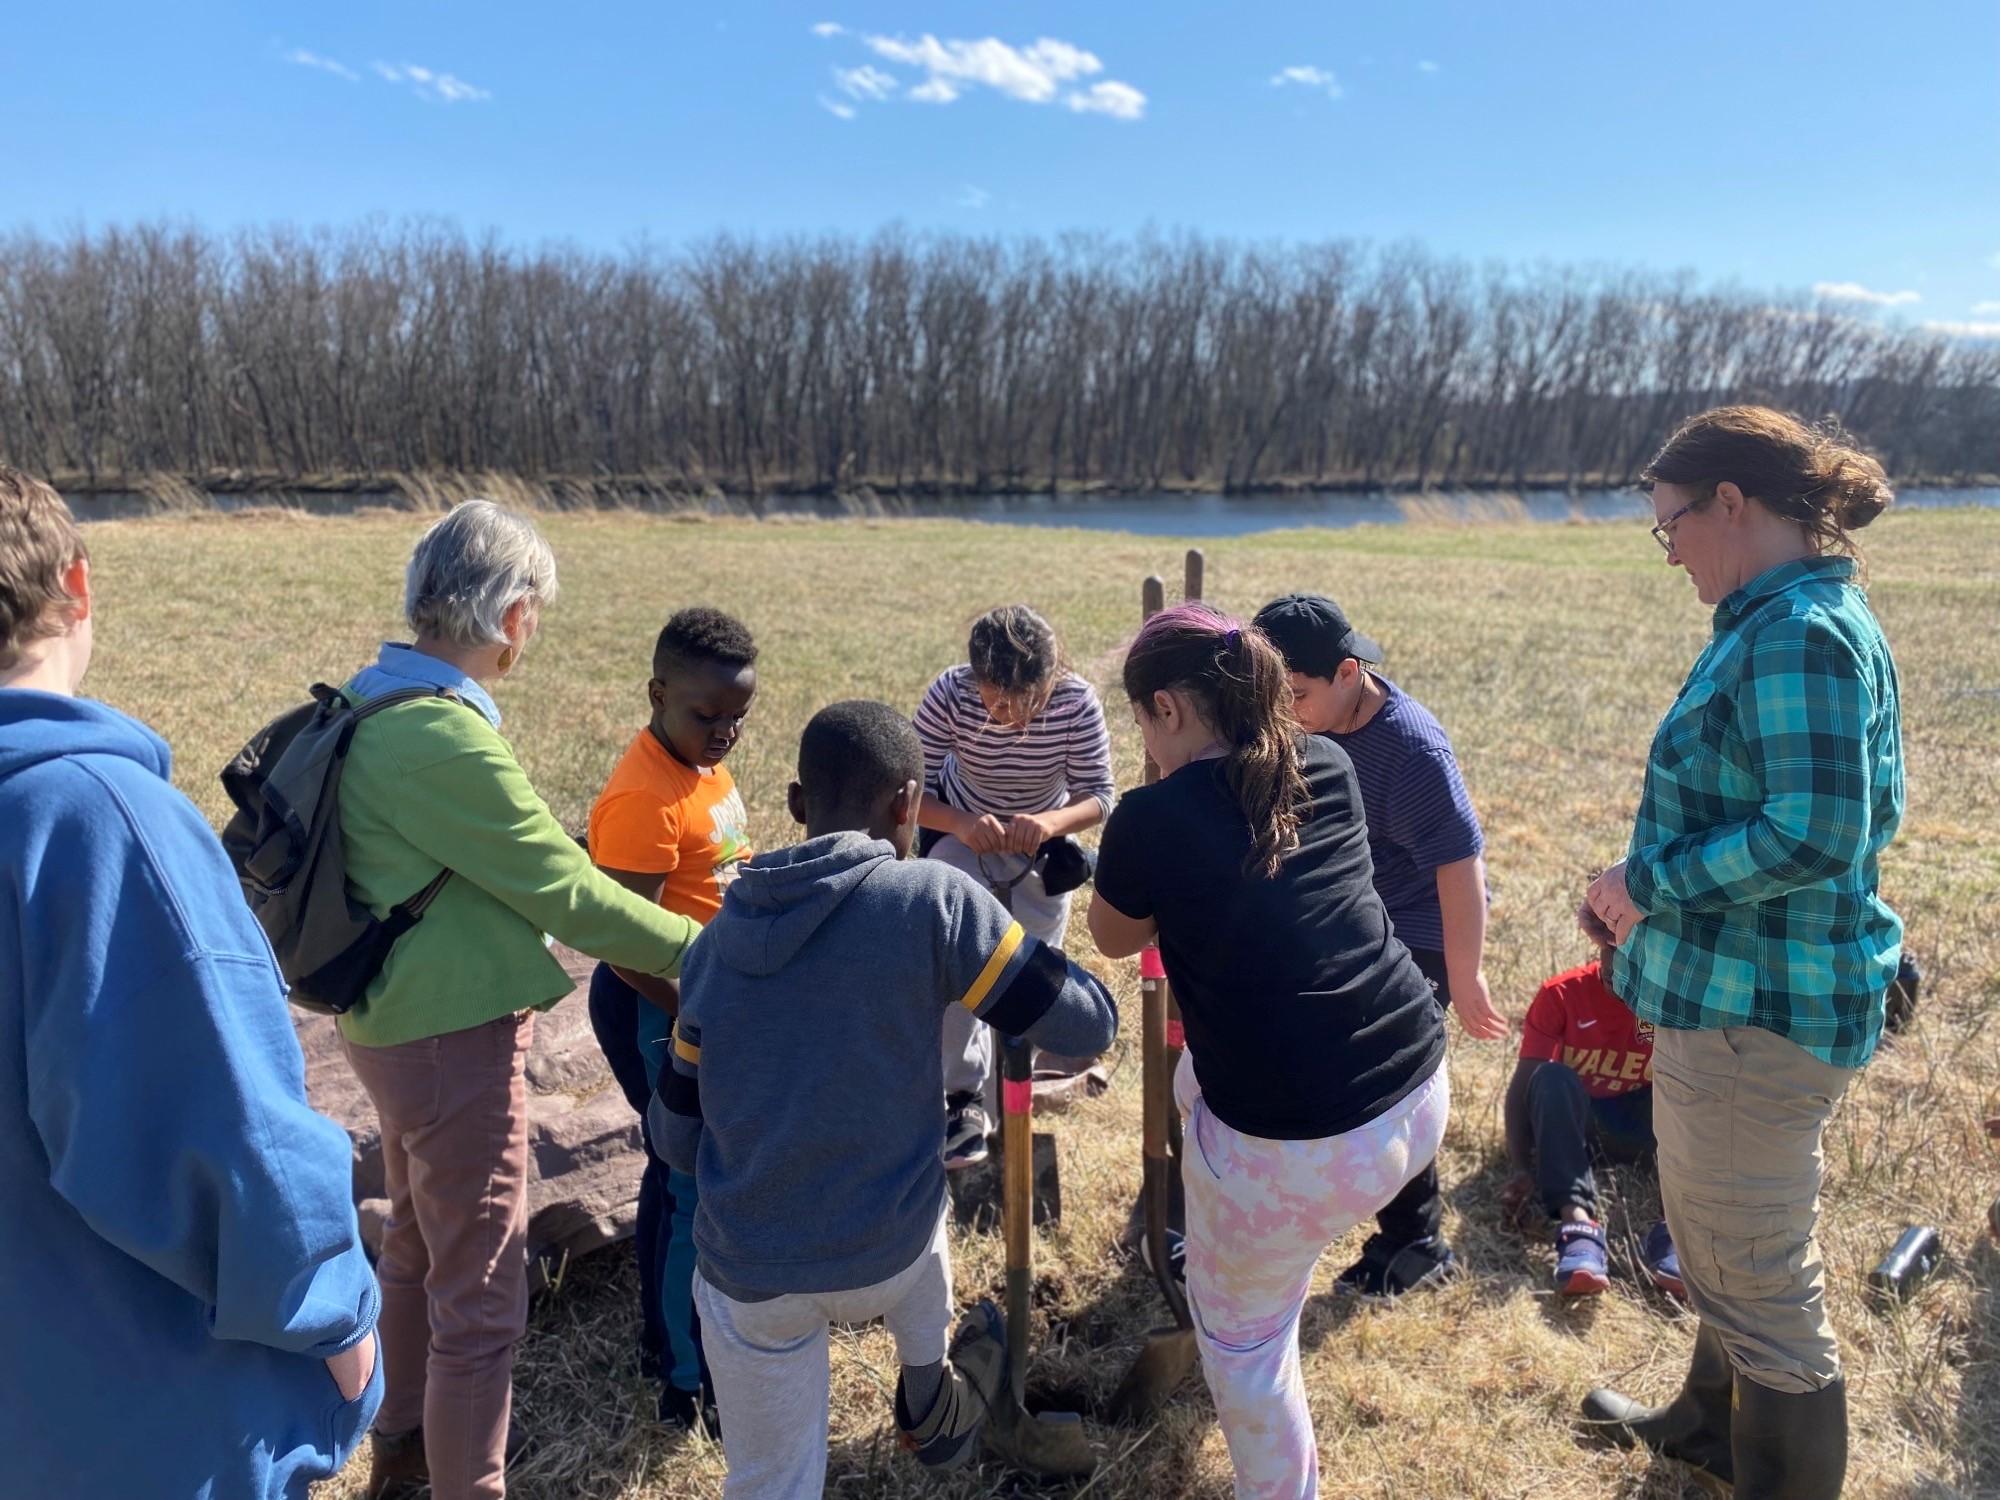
[
  {"xmin": 1139, "ymin": 959, "xmax": 1191, "ymax": 1327},
  {"xmin": 1141, "ymin": 966, "xmax": 1169, "ymax": 1165},
  {"xmin": 1136, "ymin": 570, "xmax": 1191, "ymax": 1328},
  {"xmin": 1001, "ymin": 1034, "xmax": 1033, "ymax": 1409}
]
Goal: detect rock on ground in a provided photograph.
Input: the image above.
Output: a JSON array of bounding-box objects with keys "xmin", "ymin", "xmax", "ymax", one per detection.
[
  {"xmin": 302, "ymin": 943, "xmax": 1112, "ymax": 1286},
  {"xmin": 298, "ymin": 944, "xmax": 642, "ymax": 1288}
]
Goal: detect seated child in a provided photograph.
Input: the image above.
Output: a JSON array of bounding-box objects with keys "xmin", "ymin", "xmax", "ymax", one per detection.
[
  {"xmin": 652, "ymin": 700, "xmax": 1118, "ymax": 1496},
  {"xmin": 912, "ymin": 604, "xmax": 1115, "ymax": 1169},
  {"xmin": 1501, "ymin": 945, "xmax": 1679, "ymax": 1298},
  {"xmin": 586, "ymin": 607, "xmax": 758, "ymax": 1429}
]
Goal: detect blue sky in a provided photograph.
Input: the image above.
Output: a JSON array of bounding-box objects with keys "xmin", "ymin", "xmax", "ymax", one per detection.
[{"xmin": 5, "ymin": 1, "xmax": 1997, "ymax": 333}]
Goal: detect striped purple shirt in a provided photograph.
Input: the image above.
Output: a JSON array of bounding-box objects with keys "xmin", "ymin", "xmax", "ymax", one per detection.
[
  {"xmin": 913, "ymin": 666, "xmax": 1116, "ymax": 821},
  {"xmin": 1326, "ymin": 676, "xmax": 1483, "ymax": 953}
]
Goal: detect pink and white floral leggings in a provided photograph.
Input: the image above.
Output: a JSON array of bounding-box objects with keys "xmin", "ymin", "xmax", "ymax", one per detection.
[{"xmin": 1176, "ymin": 1052, "xmax": 1451, "ymax": 1500}]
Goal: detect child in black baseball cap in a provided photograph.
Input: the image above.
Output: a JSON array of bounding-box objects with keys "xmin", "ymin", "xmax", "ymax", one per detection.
[{"xmin": 1253, "ymin": 592, "xmax": 1506, "ymax": 1299}]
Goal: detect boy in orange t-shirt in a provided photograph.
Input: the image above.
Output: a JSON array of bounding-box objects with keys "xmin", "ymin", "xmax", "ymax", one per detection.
[{"xmin": 586, "ymin": 607, "xmax": 758, "ymax": 1433}]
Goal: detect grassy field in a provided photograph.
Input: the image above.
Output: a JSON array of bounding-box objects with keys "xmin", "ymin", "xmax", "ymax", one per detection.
[{"xmin": 78, "ymin": 505, "xmax": 2000, "ymax": 1499}]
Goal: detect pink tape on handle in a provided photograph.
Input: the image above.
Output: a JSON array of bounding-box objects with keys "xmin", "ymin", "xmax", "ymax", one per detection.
[
  {"xmin": 1166, "ymin": 1019, "xmax": 1185, "ymax": 1050},
  {"xmin": 1139, "ymin": 947, "xmax": 1166, "ymax": 980},
  {"xmin": 1002, "ymin": 1078, "xmax": 1034, "ymax": 1117}
]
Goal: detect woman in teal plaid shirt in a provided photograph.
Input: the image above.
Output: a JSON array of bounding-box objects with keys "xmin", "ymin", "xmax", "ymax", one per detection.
[{"xmin": 1577, "ymin": 406, "xmax": 1903, "ymax": 1499}]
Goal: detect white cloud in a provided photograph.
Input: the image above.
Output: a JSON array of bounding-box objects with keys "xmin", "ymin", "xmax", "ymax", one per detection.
[
  {"xmin": 834, "ymin": 64, "xmax": 898, "ymax": 101},
  {"xmin": 1271, "ymin": 65, "xmax": 1343, "ymax": 100},
  {"xmin": 1418, "ymin": 59, "xmax": 1441, "ymax": 73},
  {"xmin": 855, "ymin": 32, "xmax": 1140, "ymax": 116},
  {"xmin": 1812, "ymin": 281, "xmax": 1919, "ymax": 308},
  {"xmin": 373, "ymin": 61, "xmax": 492, "ymax": 103},
  {"xmin": 956, "ymin": 185, "xmax": 992, "ymax": 210},
  {"xmin": 865, "ymin": 34, "xmax": 1095, "ymax": 102},
  {"xmin": 1974, "ymin": 300, "xmax": 2000, "ymax": 315},
  {"xmin": 1923, "ymin": 319, "xmax": 2000, "ymax": 340},
  {"xmin": 817, "ymin": 94, "xmax": 857, "ymax": 120},
  {"xmin": 283, "ymin": 48, "xmax": 359, "ymax": 82},
  {"xmin": 812, "ymin": 21, "xmax": 845, "ymax": 38},
  {"xmin": 1067, "ymin": 80, "xmax": 1146, "ymax": 119}
]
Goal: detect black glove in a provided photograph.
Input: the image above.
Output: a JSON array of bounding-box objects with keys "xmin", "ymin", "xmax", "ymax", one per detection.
[{"xmin": 1034, "ymin": 835, "xmax": 1095, "ymax": 898}]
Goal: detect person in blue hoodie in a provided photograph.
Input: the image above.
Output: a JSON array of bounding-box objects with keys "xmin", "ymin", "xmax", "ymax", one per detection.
[
  {"xmin": 0, "ymin": 468, "xmax": 383, "ymax": 1499},
  {"xmin": 651, "ymin": 699, "xmax": 1118, "ymax": 1496}
]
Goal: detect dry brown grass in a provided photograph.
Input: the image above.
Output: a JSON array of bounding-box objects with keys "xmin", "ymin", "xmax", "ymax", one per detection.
[{"xmin": 74, "ymin": 506, "xmax": 2000, "ymax": 1499}]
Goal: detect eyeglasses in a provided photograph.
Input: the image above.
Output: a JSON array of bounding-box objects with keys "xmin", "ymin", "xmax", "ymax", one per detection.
[{"xmin": 1650, "ymin": 500, "xmax": 1698, "ymax": 553}]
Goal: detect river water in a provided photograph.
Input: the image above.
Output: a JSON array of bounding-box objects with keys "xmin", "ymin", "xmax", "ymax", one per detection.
[{"xmin": 69, "ymin": 485, "xmax": 2000, "ymax": 539}]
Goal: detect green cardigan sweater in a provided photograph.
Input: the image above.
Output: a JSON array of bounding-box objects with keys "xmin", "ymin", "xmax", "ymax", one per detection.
[{"xmin": 334, "ymin": 694, "xmax": 697, "ymax": 1048}]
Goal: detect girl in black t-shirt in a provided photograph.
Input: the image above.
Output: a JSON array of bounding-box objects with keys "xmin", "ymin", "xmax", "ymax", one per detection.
[{"xmin": 1089, "ymin": 603, "xmax": 1447, "ymax": 1500}]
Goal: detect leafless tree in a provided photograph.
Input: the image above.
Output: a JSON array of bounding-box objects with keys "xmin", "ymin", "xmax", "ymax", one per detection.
[{"xmin": 0, "ymin": 223, "xmax": 1992, "ymax": 492}]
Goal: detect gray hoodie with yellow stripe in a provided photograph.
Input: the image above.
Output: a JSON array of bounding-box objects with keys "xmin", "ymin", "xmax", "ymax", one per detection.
[{"xmin": 652, "ymin": 830, "xmax": 1117, "ymax": 1301}]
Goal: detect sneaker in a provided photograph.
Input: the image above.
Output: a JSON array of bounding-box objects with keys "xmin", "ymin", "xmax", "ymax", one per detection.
[
  {"xmin": 1642, "ymin": 1220, "xmax": 1686, "ymax": 1298},
  {"xmin": 1554, "ymin": 1219, "xmax": 1611, "ymax": 1296},
  {"xmin": 895, "ymin": 1299, "xmax": 1007, "ymax": 1469},
  {"xmin": 1334, "ymin": 1233, "xmax": 1458, "ymax": 1300},
  {"xmin": 943, "ymin": 1093, "xmax": 991, "ymax": 1171},
  {"xmin": 660, "ymin": 1380, "xmax": 721, "ymax": 1439},
  {"xmin": 1138, "ymin": 1227, "xmax": 1187, "ymax": 1287}
]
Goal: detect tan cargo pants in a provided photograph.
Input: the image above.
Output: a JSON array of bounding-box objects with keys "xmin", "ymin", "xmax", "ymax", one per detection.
[{"xmin": 1650, "ymin": 1024, "xmax": 1854, "ymax": 1394}]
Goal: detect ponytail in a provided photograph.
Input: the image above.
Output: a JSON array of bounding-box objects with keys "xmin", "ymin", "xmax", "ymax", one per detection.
[{"xmin": 1123, "ymin": 603, "xmax": 1306, "ymax": 878}]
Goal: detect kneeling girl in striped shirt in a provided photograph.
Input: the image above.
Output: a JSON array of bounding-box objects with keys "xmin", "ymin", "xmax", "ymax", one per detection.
[{"xmin": 911, "ymin": 605, "xmax": 1115, "ymax": 1169}]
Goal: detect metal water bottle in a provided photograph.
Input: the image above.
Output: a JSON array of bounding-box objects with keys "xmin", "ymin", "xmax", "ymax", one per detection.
[
  {"xmin": 1885, "ymin": 952, "xmax": 1922, "ymax": 1034},
  {"xmin": 1867, "ymin": 1226, "xmax": 1943, "ymax": 1305}
]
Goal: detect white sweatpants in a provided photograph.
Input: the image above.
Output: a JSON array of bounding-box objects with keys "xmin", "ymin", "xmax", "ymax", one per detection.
[{"xmin": 695, "ymin": 1208, "xmax": 954, "ymax": 1498}]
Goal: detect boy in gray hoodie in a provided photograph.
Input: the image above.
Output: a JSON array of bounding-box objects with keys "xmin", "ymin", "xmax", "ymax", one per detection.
[{"xmin": 652, "ymin": 700, "xmax": 1117, "ymax": 1494}]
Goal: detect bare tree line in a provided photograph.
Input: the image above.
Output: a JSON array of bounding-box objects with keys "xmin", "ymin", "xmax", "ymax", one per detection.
[{"xmin": 2, "ymin": 222, "xmax": 1995, "ymax": 494}]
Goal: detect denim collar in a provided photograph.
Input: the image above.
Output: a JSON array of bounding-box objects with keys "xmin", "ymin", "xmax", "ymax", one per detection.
[{"xmin": 361, "ymin": 643, "xmax": 502, "ymax": 727}]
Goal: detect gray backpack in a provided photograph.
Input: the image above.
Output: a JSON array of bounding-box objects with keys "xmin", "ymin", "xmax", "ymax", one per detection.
[{"xmin": 220, "ymin": 683, "xmax": 455, "ymax": 1014}]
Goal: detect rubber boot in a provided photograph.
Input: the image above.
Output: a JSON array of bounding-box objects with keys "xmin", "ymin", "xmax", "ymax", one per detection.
[
  {"xmin": 1580, "ymin": 1321, "xmax": 1735, "ymax": 1483},
  {"xmin": 1732, "ymin": 1373, "xmax": 1847, "ymax": 1499}
]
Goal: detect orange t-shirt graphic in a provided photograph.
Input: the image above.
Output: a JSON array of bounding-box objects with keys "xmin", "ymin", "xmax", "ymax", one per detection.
[{"xmin": 588, "ymin": 729, "xmax": 753, "ymax": 925}]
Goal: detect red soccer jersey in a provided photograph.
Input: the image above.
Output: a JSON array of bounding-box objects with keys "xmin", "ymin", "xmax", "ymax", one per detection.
[{"xmin": 1519, "ymin": 961, "xmax": 1655, "ymax": 1099}]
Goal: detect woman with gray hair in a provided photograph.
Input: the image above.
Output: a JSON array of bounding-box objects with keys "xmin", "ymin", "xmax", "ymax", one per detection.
[{"xmin": 334, "ymin": 501, "xmax": 699, "ymax": 1500}]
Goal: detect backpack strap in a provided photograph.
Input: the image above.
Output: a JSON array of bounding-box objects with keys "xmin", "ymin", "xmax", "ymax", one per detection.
[
  {"xmin": 339, "ymin": 682, "xmax": 470, "ymax": 928},
  {"xmin": 325, "ymin": 682, "xmax": 462, "ymax": 721},
  {"xmin": 382, "ymin": 868, "xmax": 453, "ymax": 938}
]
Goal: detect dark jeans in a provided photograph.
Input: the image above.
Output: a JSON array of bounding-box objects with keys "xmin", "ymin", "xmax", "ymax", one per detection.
[
  {"xmin": 587, "ymin": 964, "xmax": 706, "ymax": 1392},
  {"xmin": 1530, "ymin": 1063, "xmax": 1654, "ymax": 1218},
  {"xmin": 1375, "ymin": 947, "xmax": 1452, "ymax": 1247}
]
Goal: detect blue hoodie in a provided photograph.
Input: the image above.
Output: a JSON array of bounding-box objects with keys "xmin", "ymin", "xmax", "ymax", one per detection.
[
  {"xmin": 0, "ymin": 691, "xmax": 382, "ymax": 1499},
  {"xmin": 652, "ymin": 831, "xmax": 1118, "ymax": 1301}
]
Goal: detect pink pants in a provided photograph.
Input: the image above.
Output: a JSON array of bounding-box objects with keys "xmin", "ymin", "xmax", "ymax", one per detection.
[
  {"xmin": 1177, "ymin": 1052, "xmax": 1450, "ymax": 1500},
  {"xmin": 343, "ymin": 1012, "xmax": 535, "ymax": 1500}
]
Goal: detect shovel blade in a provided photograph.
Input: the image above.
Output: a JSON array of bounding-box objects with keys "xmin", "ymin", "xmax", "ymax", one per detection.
[
  {"xmin": 983, "ymin": 1406, "xmax": 1098, "ymax": 1477},
  {"xmin": 1107, "ymin": 1326, "xmax": 1199, "ymax": 1425}
]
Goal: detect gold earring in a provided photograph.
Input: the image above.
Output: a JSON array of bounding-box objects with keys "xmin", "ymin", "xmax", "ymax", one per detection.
[{"xmin": 497, "ymin": 644, "xmax": 517, "ymax": 674}]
